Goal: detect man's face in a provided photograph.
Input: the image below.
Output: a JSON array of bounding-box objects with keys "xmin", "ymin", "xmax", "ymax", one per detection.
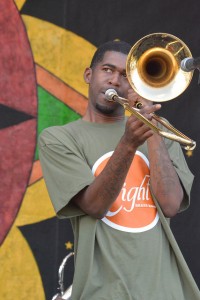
[{"xmin": 84, "ymin": 51, "xmax": 131, "ymax": 116}]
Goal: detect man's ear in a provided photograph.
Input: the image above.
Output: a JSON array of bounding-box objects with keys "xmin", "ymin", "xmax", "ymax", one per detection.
[{"xmin": 84, "ymin": 67, "xmax": 92, "ymax": 84}]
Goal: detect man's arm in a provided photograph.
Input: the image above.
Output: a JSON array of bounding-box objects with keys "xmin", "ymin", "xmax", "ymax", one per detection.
[
  {"xmin": 147, "ymin": 133, "xmax": 184, "ymax": 217},
  {"xmin": 127, "ymin": 89, "xmax": 184, "ymax": 217},
  {"xmin": 72, "ymin": 105, "xmax": 161, "ymax": 219}
]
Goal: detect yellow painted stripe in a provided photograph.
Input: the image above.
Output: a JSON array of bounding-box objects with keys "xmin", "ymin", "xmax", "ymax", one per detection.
[
  {"xmin": 15, "ymin": 179, "xmax": 55, "ymax": 226},
  {"xmin": 14, "ymin": 0, "xmax": 27, "ymax": 10},
  {"xmin": 0, "ymin": 227, "xmax": 45, "ymax": 300},
  {"xmin": 22, "ymin": 15, "xmax": 96, "ymax": 97}
]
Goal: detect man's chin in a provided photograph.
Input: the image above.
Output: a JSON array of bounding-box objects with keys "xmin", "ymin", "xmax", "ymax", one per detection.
[{"xmin": 96, "ymin": 103, "xmax": 116, "ymax": 115}]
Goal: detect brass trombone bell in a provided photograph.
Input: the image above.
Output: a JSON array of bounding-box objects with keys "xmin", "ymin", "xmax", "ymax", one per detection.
[{"xmin": 126, "ymin": 33, "xmax": 194, "ymax": 102}]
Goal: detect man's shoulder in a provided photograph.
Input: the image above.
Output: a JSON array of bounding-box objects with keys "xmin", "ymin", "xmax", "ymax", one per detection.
[{"xmin": 38, "ymin": 119, "xmax": 82, "ymax": 145}]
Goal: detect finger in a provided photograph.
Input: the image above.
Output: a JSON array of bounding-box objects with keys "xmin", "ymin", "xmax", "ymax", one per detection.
[
  {"xmin": 127, "ymin": 90, "xmax": 140, "ymax": 107},
  {"xmin": 128, "ymin": 90, "xmax": 153, "ymax": 107},
  {"xmin": 128, "ymin": 115, "xmax": 153, "ymax": 132},
  {"xmin": 141, "ymin": 103, "xmax": 161, "ymax": 115},
  {"xmin": 132, "ymin": 125, "xmax": 154, "ymax": 144}
]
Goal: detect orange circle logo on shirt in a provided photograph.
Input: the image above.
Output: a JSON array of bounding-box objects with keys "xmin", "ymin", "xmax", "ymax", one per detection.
[{"xmin": 92, "ymin": 151, "xmax": 159, "ymax": 232}]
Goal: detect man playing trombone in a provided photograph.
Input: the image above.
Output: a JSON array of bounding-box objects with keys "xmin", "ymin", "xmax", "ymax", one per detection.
[{"xmin": 39, "ymin": 40, "xmax": 200, "ymax": 300}]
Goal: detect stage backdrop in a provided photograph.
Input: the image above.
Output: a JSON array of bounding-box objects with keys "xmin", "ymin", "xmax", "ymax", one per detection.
[{"xmin": 0, "ymin": 0, "xmax": 200, "ymax": 299}]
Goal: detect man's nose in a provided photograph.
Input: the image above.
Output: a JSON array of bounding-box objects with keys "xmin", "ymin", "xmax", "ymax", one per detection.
[{"xmin": 109, "ymin": 72, "xmax": 120, "ymax": 86}]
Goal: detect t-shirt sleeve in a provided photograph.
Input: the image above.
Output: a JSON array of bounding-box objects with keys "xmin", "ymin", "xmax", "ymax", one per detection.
[
  {"xmin": 167, "ymin": 139, "xmax": 194, "ymax": 212},
  {"xmin": 38, "ymin": 127, "xmax": 95, "ymax": 218}
]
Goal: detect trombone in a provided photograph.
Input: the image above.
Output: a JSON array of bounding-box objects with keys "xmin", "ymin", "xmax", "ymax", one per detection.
[{"xmin": 106, "ymin": 33, "xmax": 196, "ymax": 152}]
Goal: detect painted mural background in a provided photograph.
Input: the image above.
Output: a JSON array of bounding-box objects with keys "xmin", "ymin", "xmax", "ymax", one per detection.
[{"xmin": 0, "ymin": 0, "xmax": 200, "ymax": 299}]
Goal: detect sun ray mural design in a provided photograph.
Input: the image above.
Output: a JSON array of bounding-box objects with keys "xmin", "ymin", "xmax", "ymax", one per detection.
[{"xmin": 0, "ymin": 0, "xmax": 95, "ymax": 299}]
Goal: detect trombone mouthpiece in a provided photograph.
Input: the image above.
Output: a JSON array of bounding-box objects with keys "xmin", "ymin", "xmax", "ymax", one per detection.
[{"xmin": 105, "ymin": 89, "xmax": 118, "ymax": 101}]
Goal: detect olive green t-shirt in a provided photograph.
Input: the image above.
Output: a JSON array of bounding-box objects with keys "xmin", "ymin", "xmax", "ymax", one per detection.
[{"xmin": 39, "ymin": 119, "xmax": 200, "ymax": 300}]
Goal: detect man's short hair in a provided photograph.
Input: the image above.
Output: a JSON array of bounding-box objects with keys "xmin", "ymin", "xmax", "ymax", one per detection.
[{"xmin": 90, "ymin": 40, "xmax": 131, "ymax": 68}]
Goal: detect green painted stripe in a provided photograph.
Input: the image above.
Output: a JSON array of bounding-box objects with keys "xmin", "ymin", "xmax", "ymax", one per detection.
[{"xmin": 35, "ymin": 86, "xmax": 80, "ymax": 160}]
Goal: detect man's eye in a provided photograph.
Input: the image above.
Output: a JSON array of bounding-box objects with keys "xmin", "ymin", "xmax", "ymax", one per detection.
[
  {"xmin": 103, "ymin": 67, "xmax": 112, "ymax": 73},
  {"xmin": 122, "ymin": 73, "xmax": 127, "ymax": 78}
]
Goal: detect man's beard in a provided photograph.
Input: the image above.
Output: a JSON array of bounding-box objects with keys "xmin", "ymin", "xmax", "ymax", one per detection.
[{"xmin": 95, "ymin": 102, "xmax": 120, "ymax": 115}]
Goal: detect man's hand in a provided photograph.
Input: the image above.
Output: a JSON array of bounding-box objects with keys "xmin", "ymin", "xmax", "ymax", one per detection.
[
  {"xmin": 127, "ymin": 88, "xmax": 153, "ymax": 107},
  {"xmin": 127, "ymin": 88, "xmax": 161, "ymax": 125}
]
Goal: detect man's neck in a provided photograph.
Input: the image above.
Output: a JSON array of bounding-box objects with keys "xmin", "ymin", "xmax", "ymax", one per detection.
[{"xmin": 83, "ymin": 109, "xmax": 125, "ymax": 123}]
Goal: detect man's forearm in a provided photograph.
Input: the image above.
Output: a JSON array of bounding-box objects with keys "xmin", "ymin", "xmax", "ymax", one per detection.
[
  {"xmin": 72, "ymin": 137, "xmax": 137, "ymax": 219},
  {"xmin": 147, "ymin": 134, "xmax": 184, "ymax": 217}
]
